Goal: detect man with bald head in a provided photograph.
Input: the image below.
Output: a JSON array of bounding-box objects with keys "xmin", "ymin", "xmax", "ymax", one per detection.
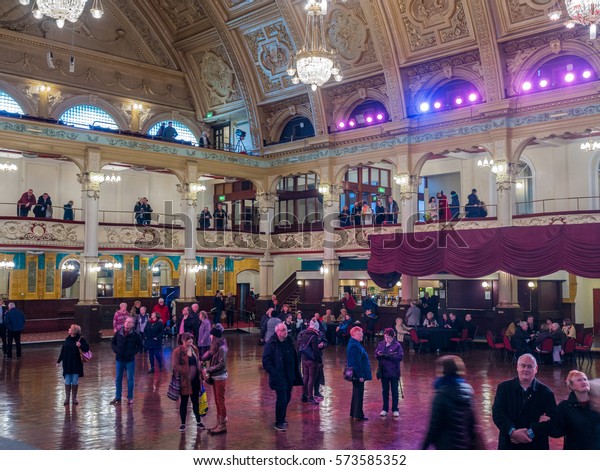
[{"xmin": 492, "ymin": 353, "xmax": 557, "ymax": 449}]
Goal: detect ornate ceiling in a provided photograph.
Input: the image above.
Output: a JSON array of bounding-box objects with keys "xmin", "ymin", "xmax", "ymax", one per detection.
[{"xmin": 0, "ymin": 0, "xmax": 580, "ymax": 149}]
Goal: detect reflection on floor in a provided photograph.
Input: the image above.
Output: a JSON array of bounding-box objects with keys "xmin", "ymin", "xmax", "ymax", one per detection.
[{"xmin": 1, "ymin": 333, "xmax": 598, "ymax": 450}]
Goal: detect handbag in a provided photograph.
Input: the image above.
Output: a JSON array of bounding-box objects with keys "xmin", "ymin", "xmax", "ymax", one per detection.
[
  {"xmin": 343, "ymin": 364, "xmax": 354, "ymax": 382},
  {"xmin": 167, "ymin": 373, "xmax": 181, "ymax": 401},
  {"xmin": 299, "ymin": 344, "xmax": 315, "ymax": 361},
  {"xmin": 376, "ymin": 364, "xmax": 382, "ymax": 380},
  {"xmin": 198, "ymin": 383, "xmax": 209, "ymax": 417},
  {"xmin": 79, "ymin": 349, "xmax": 93, "ymax": 362}
]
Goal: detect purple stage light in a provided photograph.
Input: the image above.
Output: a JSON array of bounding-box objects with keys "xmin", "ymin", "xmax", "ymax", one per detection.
[
  {"xmin": 338, "ymin": 121, "xmax": 345, "ymax": 129},
  {"xmin": 366, "ymin": 116, "xmax": 374, "ymax": 123},
  {"xmin": 433, "ymin": 101, "xmax": 442, "ymax": 109},
  {"xmin": 455, "ymin": 97, "xmax": 463, "ymax": 105},
  {"xmin": 565, "ymin": 72, "xmax": 575, "ymax": 82},
  {"xmin": 376, "ymin": 113, "xmax": 384, "ymax": 121},
  {"xmin": 348, "ymin": 120, "xmax": 356, "ymax": 127},
  {"xmin": 468, "ymin": 93, "xmax": 477, "ymax": 102},
  {"xmin": 583, "ymin": 70, "xmax": 592, "ymax": 79},
  {"xmin": 539, "ymin": 79, "xmax": 548, "ymax": 88},
  {"xmin": 419, "ymin": 102, "xmax": 430, "ymax": 112},
  {"xmin": 522, "ymin": 81, "xmax": 532, "ymax": 91}
]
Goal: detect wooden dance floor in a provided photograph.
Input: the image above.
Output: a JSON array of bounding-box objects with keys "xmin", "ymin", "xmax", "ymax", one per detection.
[{"xmin": 0, "ymin": 333, "xmax": 598, "ymax": 450}]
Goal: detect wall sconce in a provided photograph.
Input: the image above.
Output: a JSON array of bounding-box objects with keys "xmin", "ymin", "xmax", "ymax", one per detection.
[
  {"xmin": 189, "ymin": 183, "xmax": 207, "ymax": 193},
  {"xmin": 151, "ymin": 266, "xmax": 160, "ymax": 273},
  {"xmin": 61, "ymin": 262, "xmax": 78, "ymax": 271},
  {"xmin": 104, "ymin": 262, "xmax": 123, "ymax": 270},
  {"xmin": 318, "ymin": 184, "xmax": 330, "ymax": 194},
  {"xmin": 0, "ymin": 255, "xmax": 15, "ymax": 270},
  {"xmin": 39, "ymin": 84, "xmax": 50, "ymax": 92},
  {"xmin": 319, "ymin": 265, "xmax": 329, "ymax": 275},
  {"xmin": 297, "ymin": 280, "xmax": 303, "ymax": 286},
  {"xmin": 191, "ymin": 264, "xmax": 208, "ymax": 273},
  {"xmin": 396, "ymin": 281, "xmax": 402, "ymax": 288},
  {"xmin": 359, "ymin": 280, "xmax": 366, "ymax": 287},
  {"xmin": 481, "ymin": 281, "xmax": 491, "ymax": 290},
  {"xmin": 394, "ymin": 174, "xmax": 408, "ymax": 185},
  {"xmin": 527, "ymin": 281, "xmax": 536, "ymax": 289},
  {"xmin": 91, "ymin": 266, "xmax": 101, "ymax": 272},
  {"xmin": 132, "ymin": 102, "xmax": 143, "ymax": 111}
]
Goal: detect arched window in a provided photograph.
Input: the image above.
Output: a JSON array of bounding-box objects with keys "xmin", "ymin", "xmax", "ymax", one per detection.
[
  {"xmin": 148, "ymin": 121, "xmax": 198, "ymax": 145},
  {"xmin": 278, "ymin": 116, "xmax": 314, "ymax": 143},
  {"xmin": 515, "ymin": 163, "xmax": 533, "ymax": 215},
  {"xmin": 275, "ymin": 173, "xmax": 321, "ymax": 229},
  {"xmin": 415, "ymin": 80, "xmax": 482, "ymax": 115},
  {"xmin": 336, "ymin": 100, "xmax": 388, "ymax": 131},
  {"xmin": 59, "ymin": 105, "xmax": 118, "ymax": 130},
  {"xmin": 519, "ymin": 55, "xmax": 596, "ymax": 95},
  {"xmin": 0, "ymin": 91, "xmax": 24, "ymax": 114},
  {"xmin": 342, "ymin": 164, "xmax": 392, "ymax": 225}
]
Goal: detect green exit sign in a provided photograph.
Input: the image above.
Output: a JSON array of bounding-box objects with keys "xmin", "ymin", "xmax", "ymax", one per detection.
[
  {"xmin": 218, "ymin": 195, "xmax": 226, "ymax": 202},
  {"xmin": 377, "ymin": 187, "xmax": 386, "ymax": 193},
  {"xmin": 206, "ymin": 111, "xmax": 214, "ymax": 118}
]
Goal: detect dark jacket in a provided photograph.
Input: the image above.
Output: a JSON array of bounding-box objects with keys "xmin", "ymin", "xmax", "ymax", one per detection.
[
  {"xmin": 204, "ymin": 338, "xmax": 228, "ymax": 379},
  {"xmin": 374, "ymin": 339, "xmax": 403, "ymax": 378},
  {"xmin": 5, "ymin": 308, "xmax": 25, "ymax": 331},
  {"xmin": 261, "ymin": 334, "xmax": 303, "ymax": 390},
  {"xmin": 57, "ymin": 334, "xmax": 89, "ymax": 378},
  {"xmin": 492, "ymin": 377, "xmax": 558, "ymax": 450},
  {"xmin": 297, "ymin": 328, "xmax": 322, "ymax": 363},
  {"xmin": 556, "ymin": 391, "xmax": 600, "ymax": 450},
  {"xmin": 346, "ymin": 337, "xmax": 372, "ymax": 381},
  {"xmin": 175, "ymin": 314, "xmax": 199, "ymax": 339},
  {"xmin": 144, "ymin": 319, "xmax": 164, "ymax": 349},
  {"xmin": 111, "ymin": 327, "xmax": 143, "ymax": 362},
  {"xmin": 224, "ymin": 295, "xmax": 235, "ymax": 312},
  {"xmin": 422, "ymin": 375, "xmax": 478, "ymax": 450},
  {"xmin": 511, "ymin": 327, "xmax": 532, "ymax": 353},
  {"xmin": 199, "ymin": 210, "xmax": 212, "ymax": 229}
]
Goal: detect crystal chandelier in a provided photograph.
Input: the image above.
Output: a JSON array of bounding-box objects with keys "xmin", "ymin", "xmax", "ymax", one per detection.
[
  {"xmin": 287, "ymin": 0, "xmax": 342, "ymax": 91},
  {"xmin": 549, "ymin": 0, "xmax": 600, "ymax": 39},
  {"xmin": 19, "ymin": 0, "xmax": 104, "ymax": 28}
]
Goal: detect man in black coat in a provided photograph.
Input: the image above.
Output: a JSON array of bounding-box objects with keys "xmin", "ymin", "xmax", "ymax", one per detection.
[
  {"xmin": 262, "ymin": 322, "xmax": 303, "ymax": 431},
  {"xmin": 492, "ymin": 353, "xmax": 558, "ymax": 449},
  {"xmin": 110, "ymin": 317, "xmax": 143, "ymax": 406}
]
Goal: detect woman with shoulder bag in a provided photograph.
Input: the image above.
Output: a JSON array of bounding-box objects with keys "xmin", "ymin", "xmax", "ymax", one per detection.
[
  {"xmin": 202, "ymin": 326, "xmax": 229, "ymax": 434},
  {"xmin": 346, "ymin": 326, "xmax": 372, "ymax": 420},
  {"xmin": 56, "ymin": 324, "xmax": 90, "ymax": 406},
  {"xmin": 375, "ymin": 328, "xmax": 404, "ymax": 418},
  {"xmin": 172, "ymin": 332, "xmax": 204, "ymax": 431}
]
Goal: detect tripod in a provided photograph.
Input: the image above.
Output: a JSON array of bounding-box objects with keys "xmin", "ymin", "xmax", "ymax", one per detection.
[{"xmin": 234, "ymin": 136, "xmax": 247, "ymax": 153}]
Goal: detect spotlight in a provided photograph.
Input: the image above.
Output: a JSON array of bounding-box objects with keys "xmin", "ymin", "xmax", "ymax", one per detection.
[
  {"xmin": 565, "ymin": 72, "xmax": 575, "ymax": 83},
  {"xmin": 366, "ymin": 116, "xmax": 373, "ymax": 123},
  {"xmin": 468, "ymin": 93, "xmax": 477, "ymax": 102},
  {"xmin": 348, "ymin": 120, "xmax": 356, "ymax": 127},
  {"xmin": 338, "ymin": 121, "xmax": 345, "ymax": 129},
  {"xmin": 419, "ymin": 102, "xmax": 430, "ymax": 112},
  {"xmin": 521, "ymin": 81, "xmax": 532, "ymax": 91},
  {"xmin": 539, "ymin": 79, "xmax": 548, "ymax": 88},
  {"xmin": 376, "ymin": 113, "xmax": 384, "ymax": 121},
  {"xmin": 455, "ymin": 97, "xmax": 463, "ymax": 105},
  {"xmin": 433, "ymin": 101, "xmax": 442, "ymax": 109},
  {"xmin": 582, "ymin": 70, "xmax": 592, "ymax": 79}
]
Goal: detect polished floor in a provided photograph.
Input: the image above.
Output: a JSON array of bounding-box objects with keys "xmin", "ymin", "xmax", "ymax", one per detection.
[{"xmin": 1, "ymin": 333, "xmax": 598, "ymax": 450}]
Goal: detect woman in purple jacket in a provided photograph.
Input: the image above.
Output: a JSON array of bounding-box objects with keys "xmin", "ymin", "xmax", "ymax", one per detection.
[{"xmin": 375, "ymin": 328, "xmax": 404, "ymax": 417}]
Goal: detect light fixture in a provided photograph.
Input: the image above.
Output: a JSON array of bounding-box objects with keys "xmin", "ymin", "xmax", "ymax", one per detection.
[
  {"xmin": 358, "ymin": 280, "xmax": 365, "ymax": 287},
  {"xmin": 549, "ymin": 0, "xmax": 600, "ymax": 39},
  {"xmin": 0, "ymin": 162, "xmax": 17, "ymax": 172},
  {"xmin": 191, "ymin": 264, "xmax": 208, "ymax": 273},
  {"xmin": 103, "ymin": 261, "xmax": 122, "ymax": 270},
  {"xmin": 61, "ymin": 262, "xmax": 78, "ymax": 271},
  {"xmin": 23, "ymin": 0, "xmax": 104, "ymax": 28},
  {"xmin": 318, "ymin": 184, "xmax": 330, "ymax": 194},
  {"xmin": 190, "ymin": 183, "xmax": 206, "ymax": 193},
  {"xmin": 151, "ymin": 266, "xmax": 160, "ymax": 273},
  {"xmin": 286, "ymin": 0, "xmax": 342, "ymax": 91},
  {"xmin": 297, "ymin": 280, "xmax": 303, "ymax": 286},
  {"xmin": 527, "ymin": 281, "xmax": 536, "ymax": 289},
  {"xmin": 477, "ymin": 157, "xmax": 494, "ymax": 169},
  {"xmin": 39, "ymin": 83, "xmax": 50, "ymax": 92},
  {"xmin": 580, "ymin": 139, "xmax": 600, "ymax": 151},
  {"xmin": 0, "ymin": 255, "xmax": 15, "ymax": 270},
  {"xmin": 104, "ymin": 173, "xmax": 121, "ymax": 184},
  {"xmin": 320, "ymin": 265, "xmax": 329, "ymax": 275},
  {"xmin": 396, "ymin": 281, "xmax": 402, "ymax": 288},
  {"xmin": 481, "ymin": 281, "xmax": 490, "ymax": 289}
]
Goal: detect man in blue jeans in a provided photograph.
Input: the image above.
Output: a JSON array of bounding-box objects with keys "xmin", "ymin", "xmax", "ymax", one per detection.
[{"xmin": 110, "ymin": 317, "xmax": 143, "ymax": 406}]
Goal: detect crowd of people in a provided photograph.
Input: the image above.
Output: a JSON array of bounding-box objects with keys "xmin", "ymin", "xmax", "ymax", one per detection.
[
  {"xmin": 339, "ymin": 196, "xmax": 399, "ymax": 227},
  {"xmin": 16, "ymin": 188, "xmax": 76, "ymax": 220},
  {"xmin": 425, "ymin": 188, "xmax": 487, "ymax": 223}
]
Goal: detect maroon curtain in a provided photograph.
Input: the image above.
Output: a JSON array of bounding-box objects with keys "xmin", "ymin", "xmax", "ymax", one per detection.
[{"xmin": 368, "ymin": 224, "xmax": 600, "ymax": 278}]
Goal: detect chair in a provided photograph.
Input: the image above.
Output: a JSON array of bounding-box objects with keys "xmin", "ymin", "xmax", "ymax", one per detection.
[
  {"xmin": 486, "ymin": 330, "xmax": 505, "ymax": 361},
  {"xmin": 537, "ymin": 337, "xmax": 553, "ymax": 365},
  {"xmin": 450, "ymin": 328, "xmax": 468, "ymax": 353},
  {"xmin": 502, "ymin": 335, "xmax": 517, "ymax": 364},
  {"xmin": 409, "ymin": 328, "xmax": 429, "ymax": 355},
  {"xmin": 575, "ymin": 334, "xmax": 594, "ymax": 364},
  {"xmin": 562, "ymin": 337, "xmax": 576, "ymax": 365},
  {"xmin": 575, "ymin": 329, "xmax": 584, "ymax": 346}
]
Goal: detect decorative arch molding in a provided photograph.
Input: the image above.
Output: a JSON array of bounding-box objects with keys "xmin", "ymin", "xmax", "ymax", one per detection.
[
  {"xmin": 268, "ymin": 170, "xmax": 321, "ymax": 194},
  {"xmin": 150, "ymin": 256, "xmax": 176, "ymax": 273},
  {"xmin": 331, "ymin": 91, "xmax": 390, "ymax": 127},
  {"xmin": 143, "ymin": 113, "xmax": 201, "ymax": 140},
  {"xmin": 511, "ymin": 42, "xmax": 600, "ymax": 95},
  {"xmin": 268, "ymin": 106, "xmax": 314, "ymax": 144},
  {"xmin": 0, "ymin": 80, "xmax": 36, "ymax": 116},
  {"xmin": 333, "ymin": 160, "xmax": 398, "ymax": 185},
  {"xmin": 412, "ymin": 69, "xmax": 486, "ymax": 106},
  {"xmin": 512, "ymin": 136, "xmax": 537, "ymax": 162},
  {"xmin": 58, "ymin": 254, "xmax": 80, "ymax": 269},
  {"xmin": 413, "ymin": 152, "xmax": 436, "ymax": 177},
  {"xmin": 51, "ymin": 95, "xmax": 128, "ymax": 130}
]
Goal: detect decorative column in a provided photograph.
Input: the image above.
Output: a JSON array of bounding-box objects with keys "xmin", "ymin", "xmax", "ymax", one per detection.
[
  {"xmin": 256, "ymin": 192, "xmax": 277, "ymax": 298},
  {"xmin": 320, "ymin": 184, "xmax": 343, "ymax": 302},
  {"xmin": 494, "ymin": 161, "xmax": 519, "ymax": 227},
  {"xmin": 74, "ymin": 148, "xmax": 103, "ymax": 342},
  {"xmin": 396, "ymin": 174, "xmax": 420, "ymax": 304},
  {"xmin": 176, "ymin": 182, "xmax": 202, "ymax": 302}
]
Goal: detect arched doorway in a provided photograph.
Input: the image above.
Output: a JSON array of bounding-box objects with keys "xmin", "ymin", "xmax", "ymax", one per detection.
[{"xmin": 61, "ymin": 259, "xmax": 80, "ymax": 299}]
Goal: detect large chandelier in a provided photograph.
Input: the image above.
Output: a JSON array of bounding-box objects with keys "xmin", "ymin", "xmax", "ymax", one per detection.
[
  {"xmin": 287, "ymin": 0, "xmax": 342, "ymax": 91},
  {"xmin": 19, "ymin": 0, "xmax": 104, "ymax": 28},
  {"xmin": 549, "ymin": 1, "xmax": 600, "ymax": 39}
]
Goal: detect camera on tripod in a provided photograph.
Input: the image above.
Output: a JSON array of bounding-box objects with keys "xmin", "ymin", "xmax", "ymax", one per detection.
[{"xmin": 235, "ymin": 129, "xmax": 246, "ymax": 140}]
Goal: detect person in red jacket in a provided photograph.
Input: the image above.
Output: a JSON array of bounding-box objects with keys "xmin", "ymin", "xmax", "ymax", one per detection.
[{"xmin": 152, "ymin": 297, "xmax": 170, "ymax": 325}]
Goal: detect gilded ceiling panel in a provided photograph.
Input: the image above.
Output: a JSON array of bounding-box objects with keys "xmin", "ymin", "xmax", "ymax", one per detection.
[
  {"xmin": 396, "ymin": 0, "xmax": 475, "ymax": 59},
  {"xmin": 151, "ymin": 0, "xmax": 205, "ymax": 31},
  {"xmin": 243, "ymin": 20, "xmax": 295, "ymax": 95},
  {"xmin": 194, "ymin": 46, "xmax": 241, "ymax": 107},
  {"xmin": 494, "ymin": 0, "xmax": 556, "ymax": 38},
  {"xmin": 328, "ymin": 2, "xmax": 376, "ymax": 69}
]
